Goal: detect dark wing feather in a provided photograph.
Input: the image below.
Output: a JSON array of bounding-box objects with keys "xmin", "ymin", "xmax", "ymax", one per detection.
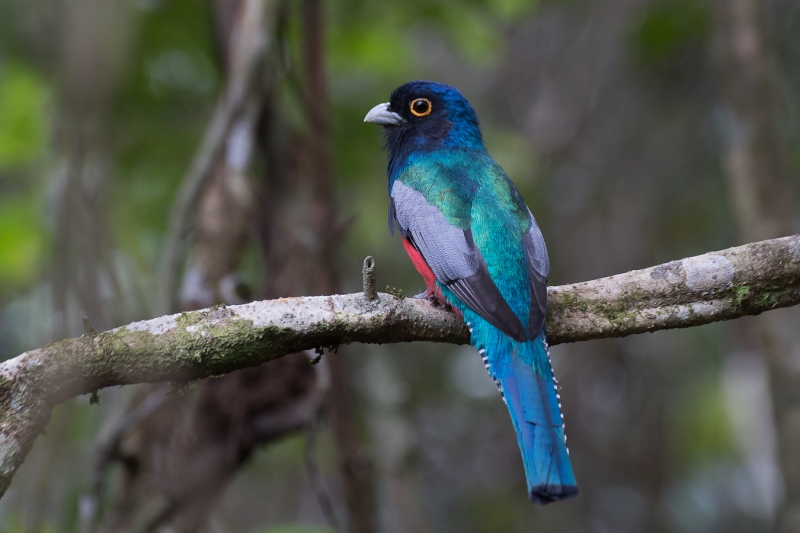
[
  {"xmin": 448, "ymin": 257, "xmax": 527, "ymax": 342},
  {"xmin": 392, "ymin": 180, "xmax": 527, "ymax": 341},
  {"xmin": 388, "ymin": 197, "xmax": 396, "ymax": 237},
  {"xmin": 523, "ymin": 209, "xmax": 550, "ymax": 338}
]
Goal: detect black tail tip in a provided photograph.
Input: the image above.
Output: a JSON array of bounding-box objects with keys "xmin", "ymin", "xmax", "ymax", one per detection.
[{"xmin": 529, "ymin": 484, "xmax": 579, "ymax": 505}]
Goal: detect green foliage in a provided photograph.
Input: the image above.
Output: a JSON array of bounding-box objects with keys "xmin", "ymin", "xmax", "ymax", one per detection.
[
  {"xmin": 112, "ymin": 0, "xmax": 220, "ymax": 267},
  {"xmin": 0, "ymin": 64, "xmax": 49, "ymax": 170},
  {"xmin": 442, "ymin": 9, "xmax": 505, "ymax": 62},
  {"xmin": 631, "ymin": 0, "xmax": 710, "ymax": 65},
  {"xmin": 670, "ymin": 374, "xmax": 736, "ymax": 467},
  {"xmin": 328, "ymin": 0, "xmax": 538, "ymax": 72},
  {"xmin": 489, "ymin": 0, "xmax": 538, "ymax": 19},
  {"xmin": 462, "ymin": 489, "xmax": 520, "ymax": 532},
  {"xmin": 0, "ymin": 194, "xmax": 41, "ymax": 288},
  {"xmin": 1, "ymin": 514, "xmax": 57, "ymax": 533},
  {"xmin": 330, "ymin": 24, "xmax": 413, "ymax": 75}
]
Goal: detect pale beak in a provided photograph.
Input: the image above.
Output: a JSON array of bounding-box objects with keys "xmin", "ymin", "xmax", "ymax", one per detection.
[{"xmin": 364, "ymin": 102, "xmax": 404, "ymax": 126}]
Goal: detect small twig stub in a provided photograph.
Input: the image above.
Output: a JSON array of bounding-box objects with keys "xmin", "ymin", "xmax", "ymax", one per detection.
[
  {"xmin": 83, "ymin": 316, "xmax": 98, "ymax": 337},
  {"xmin": 362, "ymin": 256, "xmax": 377, "ymax": 301}
]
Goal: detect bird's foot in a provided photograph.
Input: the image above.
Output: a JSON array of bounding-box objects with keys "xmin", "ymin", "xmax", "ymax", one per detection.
[{"xmin": 414, "ymin": 289, "xmax": 451, "ymax": 310}]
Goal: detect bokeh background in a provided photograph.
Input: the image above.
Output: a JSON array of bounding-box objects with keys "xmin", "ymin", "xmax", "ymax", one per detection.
[{"xmin": 1, "ymin": 0, "xmax": 800, "ymax": 532}]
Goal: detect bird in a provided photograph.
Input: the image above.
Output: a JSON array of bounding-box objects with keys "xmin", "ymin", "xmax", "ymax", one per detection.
[{"xmin": 364, "ymin": 81, "xmax": 578, "ymax": 504}]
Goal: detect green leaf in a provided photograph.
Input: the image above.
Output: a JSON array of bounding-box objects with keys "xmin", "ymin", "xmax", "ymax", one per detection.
[
  {"xmin": 0, "ymin": 194, "xmax": 42, "ymax": 287},
  {"xmin": 0, "ymin": 64, "xmax": 49, "ymax": 169},
  {"xmin": 631, "ymin": 0, "xmax": 710, "ymax": 65},
  {"xmin": 670, "ymin": 375, "xmax": 735, "ymax": 466}
]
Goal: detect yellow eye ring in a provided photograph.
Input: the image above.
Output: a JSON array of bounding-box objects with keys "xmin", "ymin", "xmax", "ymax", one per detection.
[{"xmin": 410, "ymin": 98, "xmax": 432, "ymax": 117}]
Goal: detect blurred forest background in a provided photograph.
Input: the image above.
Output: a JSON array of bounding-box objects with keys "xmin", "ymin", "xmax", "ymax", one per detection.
[{"xmin": 1, "ymin": 0, "xmax": 800, "ymax": 532}]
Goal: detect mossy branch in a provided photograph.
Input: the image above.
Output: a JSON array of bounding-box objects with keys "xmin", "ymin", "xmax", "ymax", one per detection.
[{"xmin": 1, "ymin": 235, "xmax": 800, "ymax": 498}]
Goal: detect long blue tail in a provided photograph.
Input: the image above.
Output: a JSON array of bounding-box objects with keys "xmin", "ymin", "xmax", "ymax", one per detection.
[{"xmin": 479, "ymin": 332, "xmax": 578, "ymax": 503}]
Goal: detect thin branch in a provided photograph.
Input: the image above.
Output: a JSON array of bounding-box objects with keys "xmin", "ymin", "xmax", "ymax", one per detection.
[{"xmin": 1, "ymin": 234, "xmax": 800, "ymax": 499}]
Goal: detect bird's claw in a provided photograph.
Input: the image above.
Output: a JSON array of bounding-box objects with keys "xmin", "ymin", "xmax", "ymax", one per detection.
[{"xmin": 414, "ymin": 289, "xmax": 448, "ymax": 309}]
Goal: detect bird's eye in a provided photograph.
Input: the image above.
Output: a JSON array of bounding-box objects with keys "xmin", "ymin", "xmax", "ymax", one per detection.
[{"xmin": 410, "ymin": 98, "xmax": 432, "ymax": 117}]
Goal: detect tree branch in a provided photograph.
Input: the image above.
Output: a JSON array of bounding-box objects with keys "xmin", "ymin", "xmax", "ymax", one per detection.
[{"xmin": 1, "ymin": 234, "xmax": 799, "ymax": 498}]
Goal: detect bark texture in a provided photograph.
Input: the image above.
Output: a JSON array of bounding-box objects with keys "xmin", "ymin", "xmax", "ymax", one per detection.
[{"xmin": 1, "ymin": 234, "xmax": 800, "ymax": 500}]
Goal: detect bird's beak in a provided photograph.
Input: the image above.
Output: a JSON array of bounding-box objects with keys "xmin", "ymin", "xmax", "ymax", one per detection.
[{"xmin": 364, "ymin": 102, "xmax": 404, "ymax": 126}]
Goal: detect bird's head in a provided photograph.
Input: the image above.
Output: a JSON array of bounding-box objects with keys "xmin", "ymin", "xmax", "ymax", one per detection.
[{"xmin": 364, "ymin": 81, "xmax": 485, "ymax": 174}]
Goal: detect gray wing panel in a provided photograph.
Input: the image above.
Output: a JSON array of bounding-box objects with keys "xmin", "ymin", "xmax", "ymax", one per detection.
[
  {"xmin": 525, "ymin": 210, "xmax": 549, "ymax": 278},
  {"xmin": 388, "ymin": 197, "xmax": 396, "ymax": 237},
  {"xmin": 523, "ymin": 209, "xmax": 549, "ymax": 338},
  {"xmin": 391, "ymin": 180, "xmax": 477, "ymax": 282}
]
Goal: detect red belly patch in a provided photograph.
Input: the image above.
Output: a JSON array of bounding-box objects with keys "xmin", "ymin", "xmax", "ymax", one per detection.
[
  {"xmin": 401, "ymin": 237, "xmax": 459, "ymax": 315},
  {"xmin": 402, "ymin": 237, "xmax": 437, "ymax": 291}
]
